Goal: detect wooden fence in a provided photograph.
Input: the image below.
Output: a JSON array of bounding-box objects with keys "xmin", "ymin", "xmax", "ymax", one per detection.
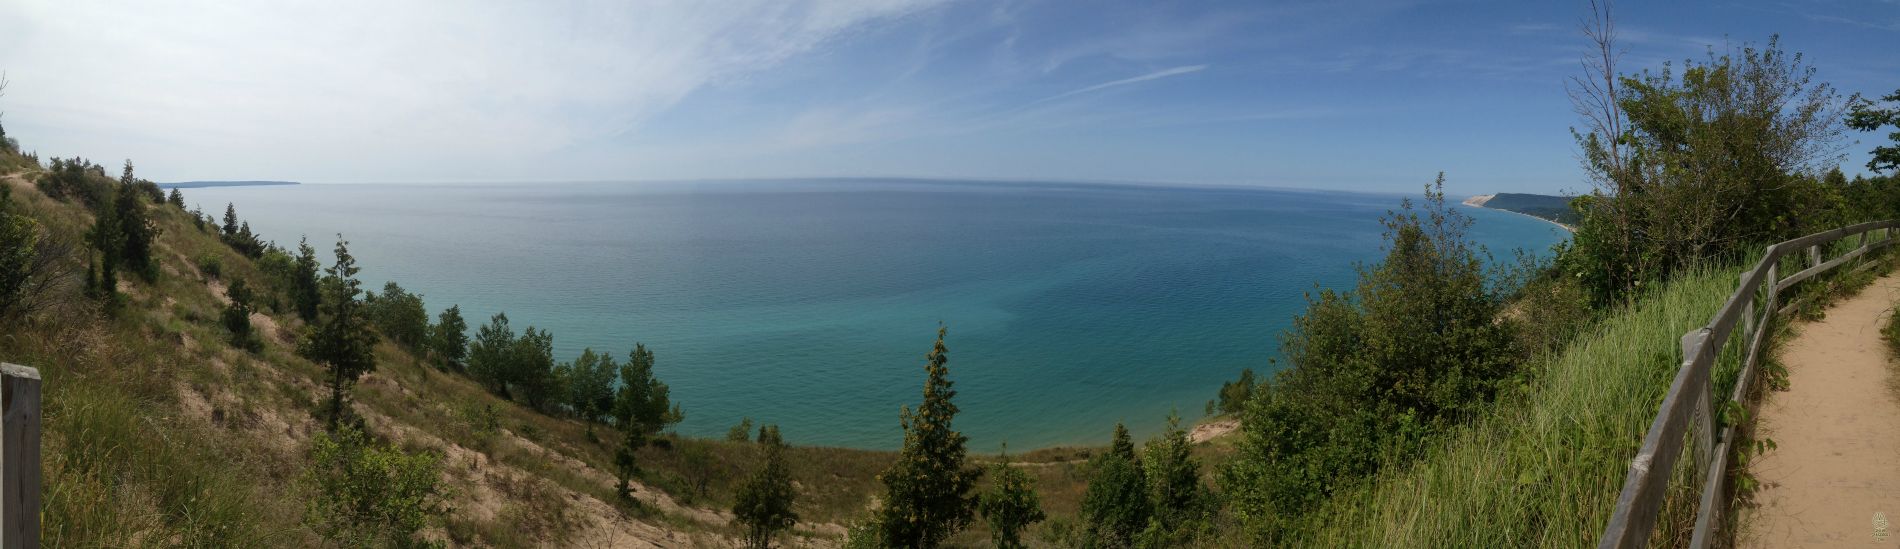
[
  {"xmin": 1, "ymin": 363, "xmax": 38, "ymax": 548},
  {"xmin": 1598, "ymin": 220, "xmax": 1899, "ymax": 548}
]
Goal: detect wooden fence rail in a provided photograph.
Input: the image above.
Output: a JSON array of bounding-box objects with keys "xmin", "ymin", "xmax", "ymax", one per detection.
[
  {"xmin": 1598, "ymin": 220, "xmax": 1899, "ymax": 548},
  {"xmin": 1, "ymin": 363, "xmax": 39, "ymax": 548}
]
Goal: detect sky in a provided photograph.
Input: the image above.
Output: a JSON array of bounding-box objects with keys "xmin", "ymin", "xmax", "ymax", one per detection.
[{"xmin": 0, "ymin": 0, "xmax": 1895, "ymax": 194}]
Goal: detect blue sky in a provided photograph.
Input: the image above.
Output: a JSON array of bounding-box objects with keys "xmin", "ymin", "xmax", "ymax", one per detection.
[{"xmin": 0, "ymin": 0, "xmax": 1895, "ymax": 194}]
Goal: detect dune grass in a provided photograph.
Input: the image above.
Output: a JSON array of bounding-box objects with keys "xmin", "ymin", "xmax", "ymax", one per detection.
[{"xmin": 1290, "ymin": 240, "xmax": 1895, "ymax": 548}]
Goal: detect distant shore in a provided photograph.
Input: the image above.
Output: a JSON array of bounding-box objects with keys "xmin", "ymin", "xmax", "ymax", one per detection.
[
  {"xmin": 159, "ymin": 180, "xmax": 299, "ymax": 189},
  {"xmin": 1463, "ymin": 194, "xmax": 1576, "ymax": 232}
]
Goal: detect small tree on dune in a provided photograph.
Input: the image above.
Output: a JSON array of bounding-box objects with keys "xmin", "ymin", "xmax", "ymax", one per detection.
[
  {"xmin": 429, "ymin": 304, "xmax": 469, "ymax": 371},
  {"xmin": 976, "ymin": 444, "xmax": 1046, "ymax": 549},
  {"xmin": 298, "ymin": 237, "xmax": 377, "ymax": 430},
  {"xmin": 293, "ymin": 237, "xmax": 322, "ymax": 321},
  {"xmin": 874, "ymin": 326, "xmax": 980, "ymax": 548},
  {"xmin": 468, "ymin": 312, "xmax": 516, "ymax": 397},
  {"xmin": 1079, "ymin": 423, "xmax": 1149, "ymax": 548},
  {"xmin": 613, "ymin": 343, "xmax": 682, "ymax": 501},
  {"xmin": 558, "ymin": 347, "xmax": 618, "ymax": 432},
  {"xmin": 733, "ymin": 424, "xmax": 799, "ymax": 549}
]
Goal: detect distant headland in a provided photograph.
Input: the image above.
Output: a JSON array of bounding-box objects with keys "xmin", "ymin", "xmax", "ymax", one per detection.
[
  {"xmin": 1464, "ymin": 192, "xmax": 1578, "ymax": 231},
  {"xmin": 158, "ymin": 180, "xmax": 299, "ymax": 189}
]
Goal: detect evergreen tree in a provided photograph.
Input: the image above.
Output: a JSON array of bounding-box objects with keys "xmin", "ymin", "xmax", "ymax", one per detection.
[
  {"xmin": 510, "ymin": 326, "xmax": 560, "ymax": 410},
  {"xmin": 874, "ymin": 326, "xmax": 979, "ymax": 548},
  {"xmin": 222, "ymin": 202, "xmax": 240, "ymax": 237},
  {"xmin": 976, "ymin": 445, "xmax": 1046, "ymax": 549},
  {"xmin": 364, "ymin": 281, "xmax": 429, "ymax": 350},
  {"xmin": 293, "ymin": 237, "xmax": 321, "ymax": 321},
  {"xmin": 221, "ymin": 276, "xmax": 259, "ymax": 351},
  {"xmin": 733, "ymin": 424, "xmax": 799, "ymax": 549},
  {"xmin": 1080, "ymin": 423, "xmax": 1148, "ymax": 549},
  {"xmin": 298, "ymin": 237, "xmax": 377, "ymax": 430},
  {"xmin": 559, "ymin": 347, "xmax": 618, "ymax": 430},
  {"xmin": 429, "ymin": 304, "xmax": 469, "ymax": 370},
  {"xmin": 166, "ymin": 187, "xmax": 184, "ymax": 208},
  {"xmin": 1139, "ymin": 412, "xmax": 1206, "ymax": 542},
  {"xmin": 468, "ymin": 312, "xmax": 516, "ymax": 397},
  {"xmin": 113, "ymin": 161, "xmax": 159, "ymax": 281},
  {"xmin": 613, "ymin": 343, "xmax": 682, "ymax": 501},
  {"xmin": 85, "ymin": 194, "xmax": 121, "ymax": 301}
]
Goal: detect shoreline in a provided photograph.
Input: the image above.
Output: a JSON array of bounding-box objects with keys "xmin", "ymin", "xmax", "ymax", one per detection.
[{"xmin": 1462, "ymin": 194, "xmax": 1576, "ymax": 233}]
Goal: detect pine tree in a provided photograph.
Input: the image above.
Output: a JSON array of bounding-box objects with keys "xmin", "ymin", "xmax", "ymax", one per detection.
[
  {"xmin": 510, "ymin": 326, "xmax": 560, "ymax": 410},
  {"xmin": 222, "ymin": 203, "xmax": 240, "ymax": 237},
  {"xmin": 1140, "ymin": 412, "xmax": 1206, "ymax": 541},
  {"xmin": 298, "ymin": 237, "xmax": 377, "ymax": 430},
  {"xmin": 875, "ymin": 326, "xmax": 979, "ymax": 548},
  {"xmin": 733, "ymin": 424, "xmax": 799, "ymax": 549},
  {"xmin": 613, "ymin": 343, "xmax": 682, "ymax": 501},
  {"xmin": 429, "ymin": 304, "xmax": 469, "ymax": 370},
  {"xmin": 560, "ymin": 347, "xmax": 618, "ymax": 431},
  {"xmin": 293, "ymin": 237, "xmax": 322, "ymax": 321},
  {"xmin": 166, "ymin": 187, "xmax": 184, "ymax": 208},
  {"xmin": 1080, "ymin": 423, "xmax": 1148, "ymax": 549},
  {"xmin": 222, "ymin": 276, "xmax": 258, "ymax": 351},
  {"xmin": 976, "ymin": 445, "xmax": 1045, "ymax": 549},
  {"xmin": 468, "ymin": 312, "xmax": 516, "ymax": 397},
  {"xmin": 112, "ymin": 161, "xmax": 159, "ymax": 281}
]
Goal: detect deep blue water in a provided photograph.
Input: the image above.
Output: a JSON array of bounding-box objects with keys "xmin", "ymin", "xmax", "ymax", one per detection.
[{"xmin": 182, "ymin": 179, "xmax": 1567, "ymax": 450}]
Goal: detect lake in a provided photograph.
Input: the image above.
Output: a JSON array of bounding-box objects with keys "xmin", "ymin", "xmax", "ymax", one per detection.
[{"xmin": 181, "ymin": 178, "xmax": 1568, "ymax": 450}]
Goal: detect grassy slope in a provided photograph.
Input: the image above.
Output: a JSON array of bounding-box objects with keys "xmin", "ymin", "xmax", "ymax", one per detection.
[{"xmin": 1297, "ymin": 243, "xmax": 1891, "ymax": 548}]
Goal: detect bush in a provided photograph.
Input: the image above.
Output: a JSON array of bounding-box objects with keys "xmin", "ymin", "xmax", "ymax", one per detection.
[
  {"xmin": 365, "ymin": 281, "xmax": 430, "ymax": 351},
  {"xmin": 1562, "ymin": 36, "xmax": 1852, "ymax": 304},
  {"xmin": 196, "ymin": 253, "xmax": 223, "ymax": 280},
  {"xmin": 1224, "ymin": 175, "xmax": 1519, "ymax": 541},
  {"xmin": 301, "ymin": 426, "xmax": 448, "ymax": 548}
]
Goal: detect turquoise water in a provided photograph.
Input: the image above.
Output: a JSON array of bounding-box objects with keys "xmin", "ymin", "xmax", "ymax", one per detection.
[{"xmin": 182, "ymin": 179, "xmax": 1567, "ymax": 450}]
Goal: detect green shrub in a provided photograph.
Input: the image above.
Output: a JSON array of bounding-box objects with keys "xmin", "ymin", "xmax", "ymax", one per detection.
[
  {"xmin": 196, "ymin": 253, "xmax": 223, "ymax": 280},
  {"xmin": 301, "ymin": 426, "xmax": 448, "ymax": 548},
  {"xmin": 1224, "ymin": 175, "xmax": 1519, "ymax": 541}
]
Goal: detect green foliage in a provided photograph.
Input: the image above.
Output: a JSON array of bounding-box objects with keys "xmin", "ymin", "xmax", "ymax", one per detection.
[
  {"xmin": 428, "ymin": 304, "xmax": 469, "ymax": 370},
  {"xmin": 1212, "ymin": 368, "xmax": 1255, "ymax": 416},
  {"xmin": 299, "ymin": 237, "xmax": 378, "ymax": 430},
  {"xmin": 468, "ymin": 312, "xmax": 516, "ymax": 396},
  {"xmin": 874, "ymin": 326, "xmax": 979, "ymax": 548},
  {"xmin": 221, "ymin": 277, "xmax": 261, "ymax": 352},
  {"xmin": 302, "ymin": 426, "xmax": 448, "ymax": 548},
  {"xmin": 976, "ymin": 446, "xmax": 1045, "ymax": 549},
  {"xmin": 1885, "ymin": 295, "xmax": 1900, "ymax": 359},
  {"xmin": 1080, "ymin": 423, "xmax": 1148, "ymax": 549},
  {"xmin": 510, "ymin": 326, "xmax": 561, "ymax": 410},
  {"xmin": 1224, "ymin": 176, "xmax": 1518, "ymax": 541},
  {"xmin": 733, "ymin": 424, "xmax": 799, "ymax": 549},
  {"xmin": 0, "ymin": 208, "xmax": 44, "ymax": 319},
  {"xmin": 728, "ymin": 417, "xmax": 755, "ymax": 442},
  {"xmin": 293, "ymin": 237, "xmax": 322, "ymax": 321},
  {"xmin": 556, "ymin": 347, "xmax": 617, "ymax": 429},
  {"xmin": 112, "ymin": 161, "xmax": 158, "ymax": 281},
  {"xmin": 195, "ymin": 252, "xmax": 222, "ymax": 280},
  {"xmin": 218, "ymin": 203, "xmax": 266, "ymax": 258},
  {"xmin": 38, "ymin": 157, "xmax": 112, "ymax": 208},
  {"xmin": 614, "ymin": 343, "xmax": 682, "ymax": 501},
  {"xmin": 1848, "ymin": 87, "xmax": 1900, "ymax": 173},
  {"xmin": 167, "ymin": 187, "xmax": 184, "ymax": 208},
  {"xmin": 365, "ymin": 281, "xmax": 430, "ymax": 350},
  {"xmin": 1562, "ymin": 36, "xmax": 1852, "ymax": 304},
  {"xmin": 1138, "ymin": 413, "xmax": 1208, "ymax": 546}
]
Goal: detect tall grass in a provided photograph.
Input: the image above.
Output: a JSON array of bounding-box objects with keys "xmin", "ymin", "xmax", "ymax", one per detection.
[{"xmin": 1297, "ymin": 264, "xmax": 1749, "ymax": 547}]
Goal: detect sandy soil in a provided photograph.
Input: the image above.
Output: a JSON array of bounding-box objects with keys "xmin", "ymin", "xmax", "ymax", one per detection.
[
  {"xmin": 1189, "ymin": 417, "xmax": 1239, "ymax": 444},
  {"xmin": 1742, "ymin": 272, "xmax": 1900, "ymax": 547}
]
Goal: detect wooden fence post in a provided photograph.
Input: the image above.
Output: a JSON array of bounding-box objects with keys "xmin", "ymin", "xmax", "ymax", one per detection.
[{"xmin": 2, "ymin": 363, "xmax": 40, "ymax": 548}]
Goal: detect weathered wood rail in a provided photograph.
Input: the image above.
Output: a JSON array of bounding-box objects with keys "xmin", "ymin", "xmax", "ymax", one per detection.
[
  {"xmin": 0, "ymin": 363, "xmax": 39, "ymax": 548},
  {"xmin": 1598, "ymin": 220, "xmax": 1899, "ymax": 548}
]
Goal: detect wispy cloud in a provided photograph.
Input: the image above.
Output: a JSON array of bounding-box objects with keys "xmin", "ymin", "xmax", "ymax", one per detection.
[{"xmin": 1035, "ymin": 64, "xmax": 1209, "ymax": 103}]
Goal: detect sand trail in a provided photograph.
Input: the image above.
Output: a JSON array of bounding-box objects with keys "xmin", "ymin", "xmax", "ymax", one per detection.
[{"xmin": 1743, "ymin": 271, "xmax": 1900, "ymax": 547}]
